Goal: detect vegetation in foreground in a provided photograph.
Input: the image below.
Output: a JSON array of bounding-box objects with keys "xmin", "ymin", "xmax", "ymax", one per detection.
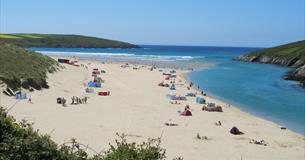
[
  {"xmin": 236, "ymin": 40, "xmax": 305, "ymax": 87},
  {"xmin": 0, "ymin": 33, "xmax": 139, "ymax": 48},
  {"xmin": 0, "ymin": 43, "xmax": 58, "ymax": 91},
  {"xmin": 0, "ymin": 107, "xmax": 168, "ymax": 160}
]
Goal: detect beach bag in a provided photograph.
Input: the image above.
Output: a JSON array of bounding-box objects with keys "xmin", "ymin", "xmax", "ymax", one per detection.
[{"xmin": 230, "ymin": 126, "xmax": 244, "ymax": 135}]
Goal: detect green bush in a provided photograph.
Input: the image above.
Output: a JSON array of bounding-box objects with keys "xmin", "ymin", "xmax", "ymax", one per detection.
[{"xmin": 101, "ymin": 133, "xmax": 166, "ymax": 160}]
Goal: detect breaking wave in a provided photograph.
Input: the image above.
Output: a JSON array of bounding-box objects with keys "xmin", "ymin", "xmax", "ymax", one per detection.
[{"xmin": 36, "ymin": 50, "xmax": 201, "ymax": 61}]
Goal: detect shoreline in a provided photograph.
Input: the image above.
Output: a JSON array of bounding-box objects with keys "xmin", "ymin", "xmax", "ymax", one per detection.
[
  {"xmin": 180, "ymin": 72, "xmax": 305, "ymax": 137},
  {"xmin": 1, "ymin": 56, "xmax": 304, "ymax": 159},
  {"xmin": 55, "ymin": 55, "xmax": 305, "ymax": 142}
]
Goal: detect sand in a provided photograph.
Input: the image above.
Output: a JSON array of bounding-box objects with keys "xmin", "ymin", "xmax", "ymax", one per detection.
[{"xmin": 1, "ymin": 58, "xmax": 304, "ymax": 160}]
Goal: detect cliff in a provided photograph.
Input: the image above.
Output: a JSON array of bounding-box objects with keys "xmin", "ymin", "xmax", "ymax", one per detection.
[{"xmin": 236, "ymin": 40, "xmax": 305, "ymax": 87}]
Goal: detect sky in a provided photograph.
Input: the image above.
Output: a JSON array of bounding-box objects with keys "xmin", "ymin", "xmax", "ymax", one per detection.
[{"xmin": 0, "ymin": 0, "xmax": 304, "ymax": 47}]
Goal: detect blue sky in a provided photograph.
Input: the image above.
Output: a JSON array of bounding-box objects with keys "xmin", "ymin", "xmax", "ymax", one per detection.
[{"xmin": 0, "ymin": 0, "xmax": 304, "ymax": 47}]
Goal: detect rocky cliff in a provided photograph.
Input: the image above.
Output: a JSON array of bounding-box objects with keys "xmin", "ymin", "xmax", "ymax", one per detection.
[{"xmin": 236, "ymin": 40, "xmax": 305, "ymax": 87}]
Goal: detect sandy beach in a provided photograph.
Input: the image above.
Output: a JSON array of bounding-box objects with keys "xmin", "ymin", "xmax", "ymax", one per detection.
[{"xmin": 1, "ymin": 58, "xmax": 304, "ymax": 160}]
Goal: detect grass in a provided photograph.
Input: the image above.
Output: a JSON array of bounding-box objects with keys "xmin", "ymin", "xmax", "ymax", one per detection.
[
  {"xmin": 0, "ymin": 33, "xmax": 139, "ymax": 48},
  {"xmin": 244, "ymin": 40, "xmax": 305, "ymax": 61},
  {"xmin": 0, "ymin": 43, "xmax": 58, "ymax": 90},
  {"xmin": 0, "ymin": 34, "xmax": 22, "ymax": 39},
  {"xmin": 18, "ymin": 34, "xmax": 42, "ymax": 38}
]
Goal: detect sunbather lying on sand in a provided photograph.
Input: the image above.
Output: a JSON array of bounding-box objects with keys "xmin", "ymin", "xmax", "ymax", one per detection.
[
  {"xmin": 196, "ymin": 133, "xmax": 210, "ymax": 140},
  {"xmin": 250, "ymin": 139, "xmax": 267, "ymax": 146},
  {"xmin": 215, "ymin": 121, "xmax": 222, "ymax": 126},
  {"xmin": 170, "ymin": 101, "xmax": 181, "ymax": 104},
  {"xmin": 164, "ymin": 123, "xmax": 179, "ymax": 126}
]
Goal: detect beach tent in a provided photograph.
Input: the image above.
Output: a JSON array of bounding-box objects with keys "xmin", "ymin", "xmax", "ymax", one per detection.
[
  {"xmin": 206, "ymin": 103, "xmax": 215, "ymax": 107},
  {"xmin": 166, "ymin": 94, "xmax": 187, "ymax": 100},
  {"xmin": 159, "ymin": 83, "xmax": 169, "ymax": 87},
  {"xmin": 170, "ymin": 85, "xmax": 176, "ymax": 90},
  {"xmin": 87, "ymin": 81, "xmax": 101, "ymax": 88},
  {"xmin": 181, "ymin": 110, "xmax": 192, "ymax": 116},
  {"xmin": 196, "ymin": 97, "xmax": 206, "ymax": 104},
  {"xmin": 92, "ymin": 71, "xmax": 100, "ymax": 75},
  {"xmin": 186, "ymin": 92, "xmax": 196, "ymax": 97},
  {"xmin": 166, "ymin": 94, "xmax": 175, "ymax": 100},
  {"xmin": 15, "ymin": 92, "xmax": 27, "ymax": 100},
  {"xmin": 98, "ymin": 91, "xmax": 109, "ymax": 96},
  {"xmin": 85, "ymin": 88, "xmax": 94, "ymax": 93},
  {"xmin": 169, "ymin": 75, "xmax": 177, "ymax": 78},
  {"xmin": 58, "ymin": 58, "xmax": 70, "ymax": 64},
  {"xmin": 202, "ymin": 103, "xmax": 223, "ymax": 112},
  {"xmin": 170, "ymin": 70, "xmax": 176, "ymax": 73},
  {"xmin": 163, "ymin": 73, "xmax": 171, "ymax": 76},
  {"xmin": 174, "ymin": 96, "xmax": 187, "ymax": 100}
]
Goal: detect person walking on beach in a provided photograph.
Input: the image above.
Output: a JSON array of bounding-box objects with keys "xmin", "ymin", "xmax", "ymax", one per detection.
[
  {"xmin": 62, "ymin": 98, "xmax": 66, "ymax": 107},
  {"xmin": 28, "ymin": 96, "xmax": 33, "ymax": 104},
  {"xmin": 71, "ymin": 96, "xmax": 75, "ymax": 104},
  {"xmin": 84, "ymin": 97, "xmax": 87, "ymax": 103}
]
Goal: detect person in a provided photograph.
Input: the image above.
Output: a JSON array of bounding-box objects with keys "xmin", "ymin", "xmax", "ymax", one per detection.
[
  {"xmin": 250, "ymin": 139, "xmax": 267, "ymax": 146},
  {"xmin": 62, "ymin": 98, "xmax": 66, "ymax": 107},
  {"xmin": 28, "ymin": 96, "xmax": 32, "ymax": 104},
  {"xmin": 215, "ymin": 121, "xmax": 222, "ymax": 126},
  {"xmin": 71, "ymin": 96, "xmax": 75, "ymax": 104},
  {"xmin": 107, "ymin": 91, "xmax": 110, "ymax": 96},
  {"xmin": 185, "ymin": 105, "xmax": 190, "ymax": 110},
  {"xmin": 78, "ymin": 97, "xmax": 82, "ymax": 104}
]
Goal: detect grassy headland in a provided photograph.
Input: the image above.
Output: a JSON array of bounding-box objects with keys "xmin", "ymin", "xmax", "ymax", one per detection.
[
  {"xmin": 0, "ymin": 33, "xmax": 139, "ymax": 48},
  {"xmin": 0, "ymin": 43, "xmax": 58, "ymax": 91},
  {"xmin": 236, "ymin": 40, "xmax": 305, "ymax": 87}
]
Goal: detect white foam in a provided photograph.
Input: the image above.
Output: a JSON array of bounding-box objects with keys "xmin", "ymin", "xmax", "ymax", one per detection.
[{"xmin": 35, "ymin": 50, "xmax": 198, "ymax": 61}]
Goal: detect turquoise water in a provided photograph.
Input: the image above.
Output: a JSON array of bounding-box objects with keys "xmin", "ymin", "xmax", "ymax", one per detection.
[{"xmin": 30, "ymin": 45, "xmax": 305, "ymax": 134}]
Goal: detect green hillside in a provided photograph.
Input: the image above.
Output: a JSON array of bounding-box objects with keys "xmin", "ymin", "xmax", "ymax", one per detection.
[
  {"xmin": 237, "ymin": 40, "xmax": 305, "ymax": 87},
  {"xmin": 0, "ymin": 33, "xmax": 139, "ymax": 48},
  {"xmin": 0, "ymin": 43, "xmax": 58, "ymax": 91}
]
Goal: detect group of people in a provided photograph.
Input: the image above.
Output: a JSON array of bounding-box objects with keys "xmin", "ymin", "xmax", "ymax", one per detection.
[{"xmin": 71, "ymin": 96, "xmax": 87, "ymax": 105}]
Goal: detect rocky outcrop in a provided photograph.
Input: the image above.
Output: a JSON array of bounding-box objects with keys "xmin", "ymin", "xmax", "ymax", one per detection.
[{"xmin": 236, "ymin": 40, "xmax": 305, "ymax": 87}]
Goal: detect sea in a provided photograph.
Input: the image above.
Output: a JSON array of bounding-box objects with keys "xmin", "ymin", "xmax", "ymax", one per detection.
[{"xmin": 29, "ymin": 45, "xmax": 305, "ymax": 135}]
